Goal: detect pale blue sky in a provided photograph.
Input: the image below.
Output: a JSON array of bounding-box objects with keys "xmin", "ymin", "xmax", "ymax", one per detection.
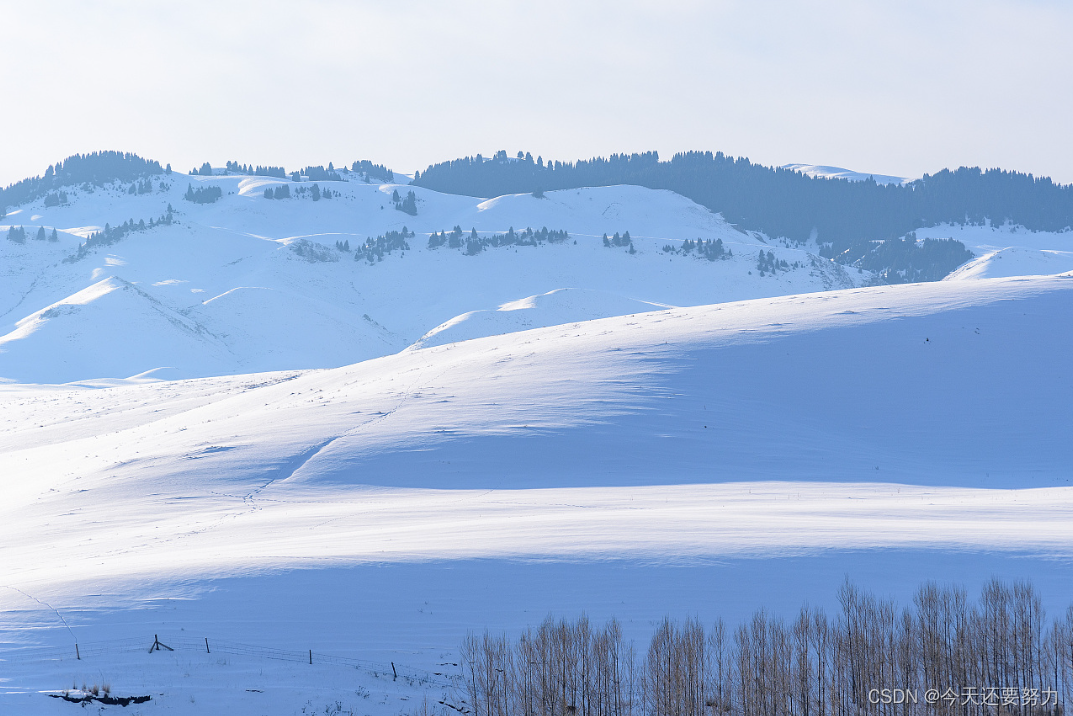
[{"xmin": 2, "ymin": 0, "xmax": 1071, "ymax": 185}]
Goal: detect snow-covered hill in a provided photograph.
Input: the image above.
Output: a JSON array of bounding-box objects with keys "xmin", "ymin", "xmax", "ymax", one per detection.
[
  {"xmin": 3, "ymin": 168, "xmax": 1073, "ymax": 715},
  {"xmin": 2, "ymin": 272, "xmax": 1073, "ymax": 714},
  {"xmin": 0, "ymin": 174, "xmax": 865, "ymax": 383},
  {"xmin": 781, "ymin": 163, "xmax": 908, "ymax": 185},
  {"xmin": 944, "ymin": 246, "xmax": 1073, "ymax": 280},
  {"xmin": 5, "ymin": 171, "xmax": 1071, "ymax": 384}
]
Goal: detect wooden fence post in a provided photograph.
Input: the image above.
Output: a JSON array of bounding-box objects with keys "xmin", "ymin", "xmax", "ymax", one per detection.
[{"xmin": 75, "ymin": 644, "xmax": 80, "ymax": 660}]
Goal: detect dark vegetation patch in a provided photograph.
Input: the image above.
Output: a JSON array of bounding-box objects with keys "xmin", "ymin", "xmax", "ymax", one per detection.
[
  {"xmin": 413, "ymin": 150, "xmax": 1073, "ymax": 281},
  {"xmin": 1, "ymin": 151, "xmax": 167, "ymax": 216},
  {"xmin": 51, "ymin": 692, "xmax": 151, "ymax": 707}
]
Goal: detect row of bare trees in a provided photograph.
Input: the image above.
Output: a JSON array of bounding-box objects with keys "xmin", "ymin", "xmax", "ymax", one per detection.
[{"xmin": 460, "ymin": 580, "xmax": 1073, "ymax": 716}]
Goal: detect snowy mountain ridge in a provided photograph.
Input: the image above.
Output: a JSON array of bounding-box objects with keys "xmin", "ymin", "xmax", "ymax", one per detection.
[
  {"xmin": 1, "ymin": 174, "xmax": 859, "ymax": 383},
  {"xmin": 3, "ymin": 162, "xmax": 1073, "ymax": 715},
  {"xmin": 3, "ymin": 169, "xmax": 1070, "ymax": 384}
]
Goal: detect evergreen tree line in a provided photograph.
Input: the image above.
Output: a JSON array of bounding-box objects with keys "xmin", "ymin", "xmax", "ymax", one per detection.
[
  {"xmin": 299, "ymin": 183, "xmax": 336, "ymax": 201},
  {"xmin": 0, "ymin": 151, "xmax": 168, "ymax": 213},
  {"xmin": 184, "ymin": 184, "xmax": 223, "ymax": 204},
  {"xmin": 264, "ymin": 183, "xmax": 337, "ymax": 201},
  {"xmin": 393, "ymin": 189, "xmax": 418, "ymax": 215},
  {"xmin": 351, "ymin": 160, "xmax": 394, "ymax": 183},
  {"xmin": 224, "ymin": 161, "xmax": 287, "ymax": 178},
  {"xmin": 300, "ymin": 164, "xmax": 343, "ymax": 182},
  {"xmin": 43, "ymin": 191, "xmax": 70, "ymax": 207},
  {"xmin": 428, "ymin": 226, "xmax": 469, "ymax": 249},
  {"xmin": 126, "ymin": 178, "xmax": 155, "ymax": 195},
  {"xmin": 461, "ymin": 579, "xmax": 1073, "ymax": 716},
  {"xmin": 604, "ymin": 231, "xmax": 636, "ymax": 253},
  {"xmin": 755, "ymin": 250, "xmax": 792, "ymax": 275},
  {"xmin": 426, "ymin": 226, "xmax": 570, "ymax": 255},
  {"xmin": 662, "ymin": 238, "xmax": 733, "ymax": 262},
  {"xmin": 353, "ymin": 228, "xmax": 414, "ymax": 263},
  {"xmin": 411, "ymin": 151, "xmax": 1073, "ymax": 280},
  {"xmin": 6, "ymin": 226, "xmax": 59, "ymax": 244},
  {"xmin": 63, "ymin": 207, "xmax": 175, "ymax": 263},
  {"xmin": 852, "ymin": 234, "xmax": 975, "ymax": 284},
  {"xmin": 6, "ymin": 226, "xmax": 28, "ymax": 243}
]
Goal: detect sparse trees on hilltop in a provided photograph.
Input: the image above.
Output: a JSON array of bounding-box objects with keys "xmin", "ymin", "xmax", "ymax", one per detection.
[
  {"xmin": 351, "ymin": 160, "xmax": 394, "ymax": 183},
  {"xmin": 0, "ymin": 151, "xmax": 164, "ymax": 209}
]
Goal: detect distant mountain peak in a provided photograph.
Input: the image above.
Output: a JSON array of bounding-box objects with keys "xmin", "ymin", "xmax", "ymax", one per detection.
[{"xmin": 781, "ymin": 163, "xmax": 908, "ymax": 185}]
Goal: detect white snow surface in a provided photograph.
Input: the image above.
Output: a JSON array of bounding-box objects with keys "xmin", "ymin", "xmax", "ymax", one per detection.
[
  {"xmin": 1, "ymin": 274, "xmax": 1072, "ymax": 714},
  {"xmin": 781, "ymin": 163, "xmax": 908, "ymax": 185},
  {"xmin": 944, "ymin": 246, "xmax": 1073, "ymax": 280},
  {"xmin": 3, "ymin": 176, "xmax": 862, "ymax": 384},
  {"xmin": 410, "ymin": 288, "xmax": 672, "ymax": 349},
  {"xmin": 3, "ymin": 173, "xmax": 1073, "ymax": 714}
]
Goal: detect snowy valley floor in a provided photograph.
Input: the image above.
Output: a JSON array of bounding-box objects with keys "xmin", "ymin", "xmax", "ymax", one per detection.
[
  {"xmin": 4, "ymin": 554, "xmax": 1073, "ymax": 715},
  {"xmin": 2, "ymin": 274, "xmax": 1072, "ymax": 714}
]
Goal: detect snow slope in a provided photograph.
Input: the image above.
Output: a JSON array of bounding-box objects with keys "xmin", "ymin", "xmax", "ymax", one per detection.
[
  {"xmin": 944, "ymin": 246, "xmax": 1073, "ymax": 280},
  {"xmin": 410, "ymin": 288, "xmax": 672, "ymax": 349},
  {"xmin": 2, "ymin": 272, "xmax": 1073, "ymax": 713},
  {"xmin": 3, "ymin": 170, "xmax": 1073, "ymax": 714},
  {"xmin": 4, "ymin": 172, "xmax": 1071, "ymax": 384},
  {"xmin": 2, "ymin": 273, "xmax": 1071, "ymax": 590},
  {"xmin": 2, "ymin": 175, "xmax": 860, "ymax": 383}
]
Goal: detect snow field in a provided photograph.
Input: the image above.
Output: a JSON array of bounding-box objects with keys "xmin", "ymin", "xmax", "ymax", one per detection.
[
  {"xmin": 3, "ymin": 171, "xmax": 1073, "ymax": 714},
  {"xmin": 4, "ymin": 176, "xmax": 862, "ymax": 384},
  {"xmin": 1, "ymin": 273, "xmax": 1071, "ymax": 602}
]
